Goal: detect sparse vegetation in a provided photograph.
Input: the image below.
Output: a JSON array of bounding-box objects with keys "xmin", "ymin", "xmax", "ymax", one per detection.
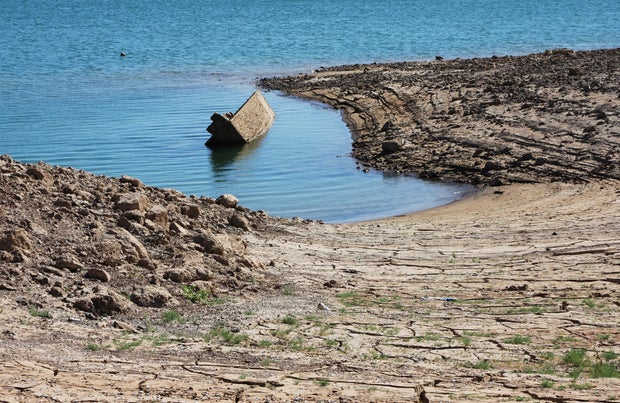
[
  {"xmin": 162, "ymin": 310, "xmax": 183, "ymax": 323},
  {"xmin": 181, "ymin": 285, "xmax": 211, "ymax": 303},
  {"xmin": 582, "ymin": 298, "xmax": 596, "ymax": 309},
  {"xmin": 316, "ymin": 378, "xmax": 329, "ymax": 387},
  {"xmin": 563, "ymin": 348, "xmax": 588, "ymax": 368},
  {"xmin": 86, "ymin": 343, "xmax": 102, "ymax": 351},
  {"xmin": 591, "ymin": 361, "xmax": 620, "ymax": 378},
  {"xmin": 473, "ymin": 359, "xmax": 491, "ymax": 370},
  {"xmin": 282, "ymin": 314, "xmax": 298, "ymax": 326},
  {"xmin": 505, "ymin": 335, "xmax": 531, "ymax": 345},
  {"xmin": 205, "ymin": 327, "xmax": 248, "ymax": 345},
  {"xmin": 29, "ymin": 306, "xmax": 50, "ymax": 318},
  {"xmin": 282, "ymin": 284, "xmax": 295, "ymax": 296},
  {"xmin": 114, "ymin": 338, "xmax": 142, "ymax": 351},
  {"xmin": 460, "ymin": 336, "xmax": 472, "ymax": 347},
  {"xmin": 541, "ymin": 379, "xmax": 554, "ymax": 388}
]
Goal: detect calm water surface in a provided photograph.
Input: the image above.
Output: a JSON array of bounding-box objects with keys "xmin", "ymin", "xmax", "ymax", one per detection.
[{"xmin": 1, "ymin": 0, "xmax": 618, "ymax": 222}]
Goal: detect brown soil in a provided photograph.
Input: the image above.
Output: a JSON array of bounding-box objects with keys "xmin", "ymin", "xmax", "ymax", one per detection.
[{"xmin": 1, "ymin": 49, "xmax": 619, "ymax": 402}]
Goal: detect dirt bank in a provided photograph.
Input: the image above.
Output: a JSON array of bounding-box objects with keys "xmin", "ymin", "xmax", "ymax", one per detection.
[{"xmin": 1, "ymin": 49, "xmax": 619, "ymax": 402}]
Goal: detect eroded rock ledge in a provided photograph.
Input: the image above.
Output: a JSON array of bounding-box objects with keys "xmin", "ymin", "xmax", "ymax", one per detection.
[{"xmin": 260, "ymin": 48, "xmax": 620, "ymax": 185}]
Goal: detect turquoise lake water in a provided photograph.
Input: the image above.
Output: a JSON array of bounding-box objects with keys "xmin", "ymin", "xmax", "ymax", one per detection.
[{"xmin": 1, "ymin": 0, "xmax": 618, "ymax": 222}]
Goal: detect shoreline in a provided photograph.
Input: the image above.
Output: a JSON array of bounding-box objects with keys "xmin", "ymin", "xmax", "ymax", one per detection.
[{"xmin": 1, "ymin": 49, "xmax": 619, "ymax": 402}]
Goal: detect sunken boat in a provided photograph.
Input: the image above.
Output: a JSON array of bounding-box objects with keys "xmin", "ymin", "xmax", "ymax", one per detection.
[{"xmin": 205, "ymin": 90, "xmax": 275, "ymax": 147}]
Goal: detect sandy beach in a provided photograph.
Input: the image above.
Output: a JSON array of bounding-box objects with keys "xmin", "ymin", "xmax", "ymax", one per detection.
[{"xmin": 1, "ymin": 49, "xmax": 619, "ymax": 402}]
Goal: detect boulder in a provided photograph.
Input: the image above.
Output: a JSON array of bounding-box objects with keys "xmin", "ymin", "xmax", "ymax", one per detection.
[
  {"xmin": 130, "ymin": 285, "xmax": 177, "ymax": 308},
  {"xmin": 114, "ymin": 192, "xmax": 150, "ymax": 212},
  {"xmin": 0, "ymin": 228, "xmax": 32, "ymax": 252},
  {"xmin": 119, "ymin": 175, "xmax": 144, "ymax": 188},
  {"xmin": 90, "ymin": 290, "xmax": 132, "ymax": 315},
  {"xmin": 382, "ymin": 140, "xmax": 402, "ymax": 154},
  {"xmin": 114, "ymin": 228, "xmax": 149, "ymax": 261},
  {"xmin": 216, "ymin": 194, "xmax": 239, "ymax": 208},
  {"xmin": 146, "ymin": 205, "xmax": 169, "ymax": 228},
  {"xmin": 193, "ymin": 231, "xmax": 226, "ymax": 255},
  {"xmin": 54, "ymin": 254, "xmax": 84, "ymax": 272},
  {"xmin": 229, "ymin": 213, "xmax": 251, "ymax": 231},
  {"xmin": 85, "ymin": 268, "xmax": 112, "ymax": 282}
]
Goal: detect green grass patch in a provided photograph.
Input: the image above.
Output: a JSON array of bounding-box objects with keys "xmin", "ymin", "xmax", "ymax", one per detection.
[
  {"xmin": 315, "ymin": 378, "xmax": 329, "ymax": 387},
  {"xmin": 114, "ymin": 338, "xmax": 142, "ymax": 351},
  {"xmin": 282, "ymin": 284, "xmax": 295, "ymax": 296},
  {"xmin": 505, "ymin": 335, "xmax": 531, "ymax": 345},
  {"xmin": 337, "ymin": 291, "xmax": 364, "ymax": 307},
  {"xmin": 86, "ymin": 343, "xmax": 102, "ymax": 351},
  {"xmin": 144, "ymin": 333, "xmax": 173, "ymax": 346},
  {"xmin": 282, "ymin": 315, "xmax": 298, "ymax": 326},
  {"xmin": 582, "ymin": 298, "xmax": 596, "ymax": 309},
  {"xmin": 563, "ymin": 348, "xmax": 589, "ymax": 368},
  {"xmin": 29, "ymin": 306, "xmax": 50, "ymax": 318},
  {"xmin": 473, "ymin": 359, "xmax": 491, "ymax": 370},
  {"xmin": 416, "ymin": 333, "xmax": 440, "ymax": 342},
  {"xmin": 162, "ymin": 309, "xmax": 183, "ymax": 323},
  {"xmin": 541, "ymin": 379, "xmax": 554, "ymax": 388},
  {"xmin": 570, "ymin": 382, "xmax": 593, "ymax": 390},
  {"xmin": 206, "ymin": 327, "xmax": 248, "ymax": 345},
  {"xmin": 503, "ymin": 306, "xmax": 545, "ymax": 315},
  {"xmin": 181, "ymin": 285, "xmax": 210, "ymax": 303},
  {"xmin": 591, "ymin": 361, "xmax": 620, "ymax": 378}
]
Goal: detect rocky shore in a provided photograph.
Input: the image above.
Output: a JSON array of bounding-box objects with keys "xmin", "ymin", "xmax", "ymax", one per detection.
[
  {"xmin": 260, "ymin": 48, "xmax": 619, "ymax": 186},
  {"xmin": 1, "ymin": 49, "xmax": 619, "ymax": 402}
]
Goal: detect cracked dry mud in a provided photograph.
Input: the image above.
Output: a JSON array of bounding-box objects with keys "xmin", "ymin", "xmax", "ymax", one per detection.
[{"xmin": 1, "ymin": 49, "xmax": 619, "ymax": 402}]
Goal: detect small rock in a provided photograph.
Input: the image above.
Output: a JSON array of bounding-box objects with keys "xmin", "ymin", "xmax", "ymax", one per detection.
[
  {"xmin": 229, "ymin": 213, "xmax": 251, "ymax": 231},
  {"xmin": 55, "ymin": 254, "xmax": 84, "ymax": 272},
  {"xmin": 114, "ymin": 228, "xmax": 149, "ymax": 260},
  {"xmin": 90, "ymin": 287, "xmax": 133, "ymax": 315},
  {"xmin": 53, "ymin": 198, "xmax": 73, "ymax": 209},
  {"xmin": 85, "ymin": 268, "xmax": 111, "ymax": 282},
  {"xmin": 119, "ymin": 175, "xmax": 144, "ymax": 188},
  {"xmin": 0, "ymin": 228, "xmax": 32, "ymax": 252},
  {"xmin": 186, "ymin": 205, "xmax": 200, "ymax": 219},
  {"xmin": 113, "ymin": 320, "xmax": 139, "ymax": 333},
  {"xmin": 170, "ymin": 221, "xmax": 189, "ymax": 236},
  {"xmin": 114, "ymin": 193, "xmax": 151, "ymax": 212},
  {"xmin": 73, "ymin": 298, "xmax": 94, "ymax": 312},
  {"xmin": 146, "ymin": 205, "xmax": 169, "ymax": 228},
  {"xmin": 49, "ymin": 285, "xmax": 64, "ymax": 298},
  {"xmin": 194, "ymin": 231, "xmax": 226, "ymax": 255},
  {"xmin": 25, "ymin": 166, "xmax": 49, "ymax": 181},
  {"xmin": 216, "ymin": 194, "xmax": 239, "ymax": 208},
  {"xmin": 382, "ymin": 140, "xmax": 402, "ymax": 154},
  {"xmin": 130, "ymin": 285, "xmax": 177, "ymax": 308}
]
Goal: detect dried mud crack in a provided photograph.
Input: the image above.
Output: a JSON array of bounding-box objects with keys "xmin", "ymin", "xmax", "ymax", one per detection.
[{"xmin": 2, "ymin": 48, "xmax": 619, "ymax": 402}]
